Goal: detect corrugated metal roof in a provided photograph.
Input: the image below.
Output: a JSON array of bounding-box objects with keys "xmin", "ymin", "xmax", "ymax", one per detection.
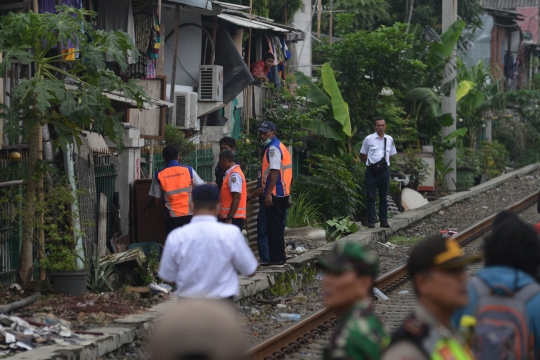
[
  {"xmin": 218, "ymin": 13, "xmax": 294, "ymax": 33},
  {"xmin": 479, "ymin": 0, "xmax": 540, "ymax": 10}
]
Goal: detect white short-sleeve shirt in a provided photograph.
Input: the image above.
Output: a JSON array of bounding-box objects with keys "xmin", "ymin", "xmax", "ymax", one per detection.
[
  {"xmin": 267, "ymin": 145, "xmax": 281, "ymax": 170},
  {"xmin": 360, "ymin": 133, "xmax": 397, "ymax": 166},
  {"xmin": 225, "ymin": 165, "xmax": 243, "ymax": 193},
  {"xmin": 158, "ymin": 215, "xmax": 258, "ymax": 298}
]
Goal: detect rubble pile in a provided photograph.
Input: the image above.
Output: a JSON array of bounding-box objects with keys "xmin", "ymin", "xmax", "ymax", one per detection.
[{"xmin": 0, "ymin": 314, "xmax": 97, "ymax": 357}]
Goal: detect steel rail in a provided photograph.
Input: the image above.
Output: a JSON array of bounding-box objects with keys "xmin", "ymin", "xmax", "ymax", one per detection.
[{"xmin": 246, "ymin": 191, "xmax": 539, "ymax": 360}]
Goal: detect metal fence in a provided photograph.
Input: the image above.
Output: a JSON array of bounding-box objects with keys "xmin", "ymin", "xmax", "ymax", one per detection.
[
  {"xmin": 94, "ymin": 155, "xmax": 118, "ymax": 241},
  {"xmin": 142, "ymin": 148, "xmax": 215, "ymax": 182},
  {"xmin": 0, "ymin": 153, "xmax": 26, "ymax": 285}
]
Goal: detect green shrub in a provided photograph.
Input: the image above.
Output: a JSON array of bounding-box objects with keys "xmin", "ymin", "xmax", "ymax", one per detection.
[
  {"xmin": 457, "ymin": 147, "xmax": 480, "ymax": 175},
  {"xmin": 161, "ymin": 125, "xmax": 196, "ymax": 158},
  {"xmin": 286, "ymin": 192, "xmax": 322, "ymax": 228},
  {"xmin": 326, "ymin": 217, "xmax": 359, "ymax": 241},
  {"xmin": 295, "ymin": 154, "xmax": 362, "ymax": 220},
  {"xmin": 478, "ymin": 141, "xmax": 508, "ymax": 179},
  {"xmin": 392, "ymin": 148, "xmax": 430, "ymax": 190}
]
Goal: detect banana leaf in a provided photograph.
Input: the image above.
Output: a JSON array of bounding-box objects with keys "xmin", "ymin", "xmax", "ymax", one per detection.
[
  {"xmin": 294, "ymin": 70, "xmax": 332, "ymax": 109},
  {"xmin": 321, "ymin": 63, "xmax": 352, "ymax": 137},
  {"xmin": 456, "ymin": 80, "xmax": 475, "ymax": 102},
  {"xmin": 304, "ymin": 119, "xmax": 346, "ymax": 141}
]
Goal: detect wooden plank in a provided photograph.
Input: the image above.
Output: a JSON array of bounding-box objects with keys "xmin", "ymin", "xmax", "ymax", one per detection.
[{"xmin": 98, "ymin": 193, "xmax": 108, "ymax": 257}]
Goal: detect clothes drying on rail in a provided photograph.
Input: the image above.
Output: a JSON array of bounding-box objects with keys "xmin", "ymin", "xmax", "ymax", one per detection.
[{"xmin": 97, "ymin": 0, "xmax": 136, "ymax": 64}]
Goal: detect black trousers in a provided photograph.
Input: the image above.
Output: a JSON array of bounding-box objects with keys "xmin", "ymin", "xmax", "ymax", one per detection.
[
  {"xmin": 218, "ymin": 218, "xmax": 245, "ymax": 231},
  {"xmin": 165, "ymin": 215, "xmax": 192, "ymax": 235},
  {"xmin": 365, "ymin": 167, "xmax": 390, "ymax": 224},
  {"xmin": 265, "ymin": 195, "xmax": 289, "ymax": 263}
]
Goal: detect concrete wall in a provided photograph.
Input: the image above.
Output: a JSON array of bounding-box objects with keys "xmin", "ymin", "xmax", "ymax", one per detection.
[
  {"xmin": 161, "ymin": 6, "xmax": 203, "ymax": 89},
  {"xmin": 106, "ymin": 129, "xmax": 144, "ymax": 238},
  {"xmin": 292, "ymin": 0, "xmax": 312, "ymax": 76}
]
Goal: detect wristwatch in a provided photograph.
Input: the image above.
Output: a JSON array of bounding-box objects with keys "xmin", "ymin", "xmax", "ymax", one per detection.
[{"xmin": 226, "ymin": 215, "xmax": 233, "ymax": 220}]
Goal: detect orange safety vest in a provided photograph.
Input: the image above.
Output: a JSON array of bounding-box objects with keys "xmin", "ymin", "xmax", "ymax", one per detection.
[
  {"xmin": 156, "ymin": 165, "xmax": 193, "ymax": 218},
  {"xmin": 262, "ymin": 139, "xmax": 292, "ymax": 197},
  {"xmin": 219, "ymin": 165, "xmax": 247, "ymax": 219}
]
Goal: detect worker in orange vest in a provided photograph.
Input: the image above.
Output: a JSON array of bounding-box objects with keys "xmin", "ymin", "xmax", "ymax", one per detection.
[
  {"xmin": 258, "ymin": 121, "xmax": 292, "ymax": 267},
  {"xmin": 218, "ymin": 149, "xmax": 247, "ymax": 230},
  {"xmin": 145, "ymin": 145, "xmax": 205, "ymax": 234}
]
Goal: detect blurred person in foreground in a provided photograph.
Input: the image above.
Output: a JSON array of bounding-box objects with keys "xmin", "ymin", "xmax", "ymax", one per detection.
[
  {"xmin": 453, "ymin": 211, "xmax": 540, "ymax": 359},
  {"xmin": 158, "ymin": 184, "xmax": 258, "ymax": 300},
  {"xmin": 382, "ymin": 235, "xmax": 476, "ymax": 360},
  {"xmin": 151, "ymin": 299, "xmax": 246, "ymax": 360},
  {"xmin": 317, "ymin": 242, "xmax": 389, "ymax": 359}
]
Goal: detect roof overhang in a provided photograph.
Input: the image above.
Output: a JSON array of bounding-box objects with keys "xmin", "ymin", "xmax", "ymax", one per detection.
[
  {"xmin": 485, "ymin": 7, "xmax": 525, "ymax": 20},
  {"xmin": 161, "ymin": 0, "xmax": 222, "ymax": 15},
  {"xmin": 65, "ymin": 84, "xmax": 174, "ymax": 110},
  {"xmin": 217, "ymin": 11, "xmax": 304, "ymax": 41}
]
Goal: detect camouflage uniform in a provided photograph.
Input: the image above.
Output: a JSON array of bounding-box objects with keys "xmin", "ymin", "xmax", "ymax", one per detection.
[
  {"xmin": 323, "ymin": 299, "xmax": 389, "ymax": 360},
  {"xmin": 317, "ymin": 242, "xmax": 390, "ymax": 360}
]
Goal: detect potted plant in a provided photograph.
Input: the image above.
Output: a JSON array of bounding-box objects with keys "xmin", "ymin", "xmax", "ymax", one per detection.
[{"xmin": 38, "ymin": 182, "xmax": 88, "ymax": 295}]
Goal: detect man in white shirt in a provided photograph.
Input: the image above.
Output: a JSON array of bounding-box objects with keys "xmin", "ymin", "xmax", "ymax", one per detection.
[
  {"xmin": 158, "ymin": 184, "xmax": 258, "ymax": 300},
  {"xmin": 359, "ymin": 117, "xmax": 397, "ymax": 229}
]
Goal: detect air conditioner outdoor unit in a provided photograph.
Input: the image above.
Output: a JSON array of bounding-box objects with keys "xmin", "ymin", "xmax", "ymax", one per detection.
[
  {"xmin": 199, "ymin": 65, "xmax": 223, "ymax": 102},
  {"xmin": 171, "ymin": 91, "xmax": 199, "ymax": 131}
]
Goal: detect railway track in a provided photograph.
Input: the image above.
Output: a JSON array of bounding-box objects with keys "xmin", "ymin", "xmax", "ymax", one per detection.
[{"xmin": 246, "ymin": 191, "xmax": 539, "ymax": 360}]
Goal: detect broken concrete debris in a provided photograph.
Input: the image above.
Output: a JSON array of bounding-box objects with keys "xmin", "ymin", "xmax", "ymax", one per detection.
[{"xmin": 0, "ymin": 314, "xmax": 97, "ymax": 357}]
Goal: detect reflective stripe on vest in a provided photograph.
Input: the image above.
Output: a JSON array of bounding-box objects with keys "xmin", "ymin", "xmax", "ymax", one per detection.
[
  {"xmin": 431, "ymin": 338, "xmax": 474, "ymax": 360},
  {"xmin": 262, "ymin": 140, "xmax": 292, "ymax": 197},
  {"xmin": 219, "ymin": 165, "xmax": 247, "ymax": 218},
  {"xmin": 157, "ymin": 166, "xmax": 193, "ymax": 218}
]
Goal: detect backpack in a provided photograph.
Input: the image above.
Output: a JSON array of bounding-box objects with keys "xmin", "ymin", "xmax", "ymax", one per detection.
[{"xmin": 470, "ymin": 276, "xmax": 540, "ymax": 360}]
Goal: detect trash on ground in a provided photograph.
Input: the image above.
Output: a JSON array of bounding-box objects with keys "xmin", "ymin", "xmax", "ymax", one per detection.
[
  {"xmin": 439, "ymin": 228, "xmax": 458, "ymax": 238},
  {"xmin": 148, "ymin": 283, "xmax": 170, "ymax": 295},
  {"xmin": 398, "ymin": 290, "xmax": 410, "ymax": 295},
  {"xmin": 277, "ymin": 313, "xmax": 301, "ymax": 322},
  {"xmin": 250, "ymin": 308, "xmax": 260, "ymax": 316},
  {"xmin": 373, "ymin": 288, "xmax": 389, "ymax": 301},
  {"xmin": 0, "ymin": 314, "xmax": 98, "ymax": 356},
  {"xmin": 295, "ymin": 246, "xmax": 307, "ymax": 254}
]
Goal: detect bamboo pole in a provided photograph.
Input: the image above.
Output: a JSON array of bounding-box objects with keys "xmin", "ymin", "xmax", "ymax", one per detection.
[
  {"xmin": 329, "ymin": 0, "xmax": 333, "ymax": 44},
  {"xmin": 38, "ymin": 127, "xmax": 45, "ymax": 280},
  {"xmin": 317, "ymin": 0, "xmax": 322, "ymax": 38},
  {"xmin": 246, "ymin": 0, "xmax": 253, "ymax": 134}
]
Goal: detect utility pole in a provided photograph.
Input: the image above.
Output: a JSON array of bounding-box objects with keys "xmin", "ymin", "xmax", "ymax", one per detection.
[
  {"xmin": 441, "ymin": 0, "xmax": 457, "ymax": 191},
  {"xmin": 329, "ymin": 0, "xmax": 333, "ymax": 44},
  {"xmin": 317, "ymin": 0, "xmax": 322, "ymax": 38}
]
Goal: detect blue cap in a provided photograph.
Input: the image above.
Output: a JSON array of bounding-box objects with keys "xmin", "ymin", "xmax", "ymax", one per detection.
[
  {"xmin": 192, "ymin": 184, "xmax": 219, "ymax": 201},
  {"xmin": 257, "ymin": 121, "xmax": 276, "ymax": 132}
]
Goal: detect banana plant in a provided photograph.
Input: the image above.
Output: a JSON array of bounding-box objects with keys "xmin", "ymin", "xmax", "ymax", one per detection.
[{"xmin": 295, "ymin": 63, "xmax": 352, "ymax": 155}]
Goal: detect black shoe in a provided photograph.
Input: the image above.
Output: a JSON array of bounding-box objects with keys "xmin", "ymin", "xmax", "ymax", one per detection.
[
  {"xmin": 380, "ymin": 222, "xmax": 390, "ymax": 228},
  {"xmin": 367, "ymin": 223, "xmax": 375, "ymax": 228},
  {"xmin": 260, "ymin": 262, "xmax": 272, "ymax": 267}
]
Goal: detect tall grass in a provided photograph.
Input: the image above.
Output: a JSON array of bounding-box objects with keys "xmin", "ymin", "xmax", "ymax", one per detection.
[{"xmin": 286, "ymin": 192, "xmax": 322, "ymax": 228}]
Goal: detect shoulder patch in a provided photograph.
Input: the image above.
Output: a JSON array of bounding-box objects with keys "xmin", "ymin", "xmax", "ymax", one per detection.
[
  {"xmin": 231, "ymin": 175, "xmax": 237, "ymax": 183},
  {"xmin": 403, "ymin": 316, "xmax": 427, "ymax": 337}
]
